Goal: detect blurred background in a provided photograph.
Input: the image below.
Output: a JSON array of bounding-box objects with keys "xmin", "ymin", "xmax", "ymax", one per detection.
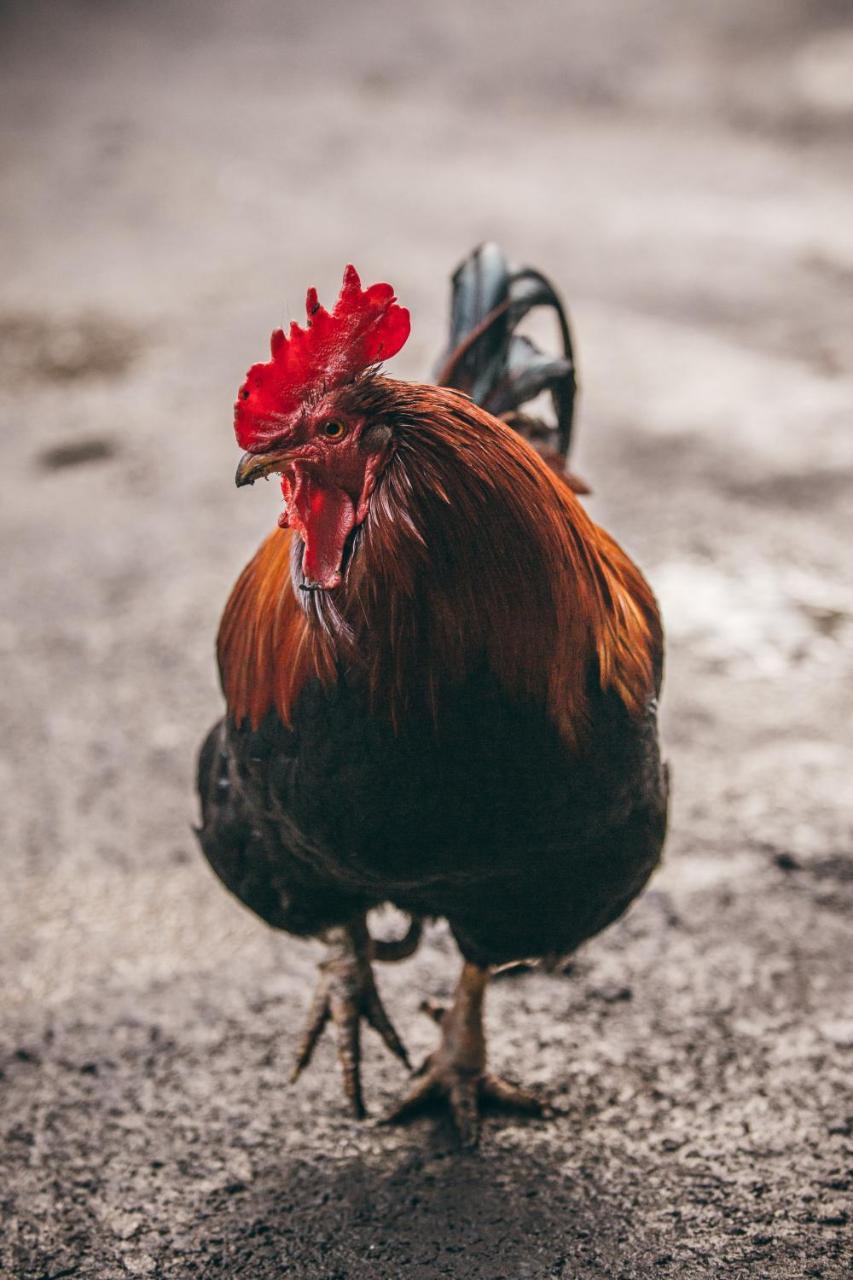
[{"xmin": 2, "ymin": 2, "xmax": 852, "ymax": 1277}]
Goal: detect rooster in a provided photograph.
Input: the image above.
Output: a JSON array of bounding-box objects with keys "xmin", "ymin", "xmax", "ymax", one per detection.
[{"xmin": 196, "ymin": 246, "xmax": 668, "ymax": 1145}]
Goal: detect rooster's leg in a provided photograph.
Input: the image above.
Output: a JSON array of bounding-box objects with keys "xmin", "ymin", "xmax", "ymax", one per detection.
[
  {"xmin": 291, "ymin": 916, "xmax": 409, "ymax": 1118},
  {"xmin": 385, "ymin": 961, "xmax": 545, "ymax": 1147}
]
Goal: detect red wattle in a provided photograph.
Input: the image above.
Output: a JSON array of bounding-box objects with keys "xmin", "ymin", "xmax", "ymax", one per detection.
[{"xmin": 286, "ymin": 468, "xmax": 356, "ymax": 590}]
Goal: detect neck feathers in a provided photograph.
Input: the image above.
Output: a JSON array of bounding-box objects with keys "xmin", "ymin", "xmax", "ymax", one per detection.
[
  {"xmin": 216, "ymin": 527, "xmax": 333, "ymax": 731},
  {"xmin": 218, "ymin": 384, "xmax": 661, "ymax": 745}
]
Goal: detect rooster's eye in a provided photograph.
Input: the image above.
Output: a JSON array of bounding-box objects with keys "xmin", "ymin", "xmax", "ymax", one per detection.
[{"xmin": 321, "ymin": 421, "xmax": 346, "ymax": 440}]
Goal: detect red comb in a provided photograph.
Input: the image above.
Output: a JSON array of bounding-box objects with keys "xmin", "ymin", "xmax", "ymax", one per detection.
[{"xmin": 235, "ymin": 264, "xmax": 410, "ymax": 451}]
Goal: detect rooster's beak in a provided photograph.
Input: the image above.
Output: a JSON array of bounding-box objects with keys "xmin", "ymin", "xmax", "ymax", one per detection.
[{"xmin": 235, "ymin": 451, "xmax": 282, "ymax": 488}]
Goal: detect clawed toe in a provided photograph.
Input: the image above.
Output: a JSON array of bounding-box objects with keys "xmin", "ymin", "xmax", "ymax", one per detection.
[
  {"xmin": 384, "ymin": 964, "xmax": 549, "ymax": 1147},
  {"xmin": 384, "ymin": 1060, "xmax": 546, "ymax": 1147},
  {"xmin": 479, "ymin": 1072, "xmax": 547, "ymax": 1115},
  {"xmin": 291, "ymin": 920, "xmax": 409, "ymax": 1118}
]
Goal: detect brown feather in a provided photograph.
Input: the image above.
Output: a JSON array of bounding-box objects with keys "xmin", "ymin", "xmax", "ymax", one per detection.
[
  {"xmin": 218, "ymin": 379, "xmax": 661, "ymax": 748},
  {"xmin": 217, "ymin": 527, "xmax": 334, "ymax": 729}
]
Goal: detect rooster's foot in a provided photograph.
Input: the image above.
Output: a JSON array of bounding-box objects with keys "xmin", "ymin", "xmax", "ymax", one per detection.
[
  {"xmin": 385, "ymin": 1060, "xmax": 545, "ymax": 1149},
  {"xmin": 384, "ymin": 963, "xmax": 547, "ymax": 1147},
  {"xmin": 291, "ymin": 918, "xmax": 409, "ymax": 1118}
]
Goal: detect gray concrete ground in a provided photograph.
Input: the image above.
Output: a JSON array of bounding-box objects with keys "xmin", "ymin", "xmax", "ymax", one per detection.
[{"xmin": 1, "ymin": 1, "xmax": 852, "ymax": 1276}]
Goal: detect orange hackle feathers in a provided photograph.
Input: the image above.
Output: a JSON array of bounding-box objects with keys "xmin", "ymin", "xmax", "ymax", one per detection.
[
  {"xmin": 218, "ymin": 380, "xmax": 661, "ymax": 749},
  {"xmin": 217, "ymin": 528, "xmax": 334, "ymax": 730},
  {"xmin": 345, "ymin": 384, "xmax": 660, "ymax": 746}
]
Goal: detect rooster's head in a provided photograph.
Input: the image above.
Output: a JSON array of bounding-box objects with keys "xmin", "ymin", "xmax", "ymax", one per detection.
[{"xmin": 233, "ymin": 265, "xmax": 410, "ymax": 589}]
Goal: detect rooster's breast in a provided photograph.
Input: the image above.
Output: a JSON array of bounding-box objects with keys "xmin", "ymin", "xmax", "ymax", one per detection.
[{"xmin": 224, "ymin": 665, "xmax": 667, "ymax": 967}]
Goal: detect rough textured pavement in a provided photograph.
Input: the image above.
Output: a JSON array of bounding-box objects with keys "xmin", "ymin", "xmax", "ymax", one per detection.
[{"xmin": 2, "ymin": 2, "xmax": 852, "ymax": 1276}]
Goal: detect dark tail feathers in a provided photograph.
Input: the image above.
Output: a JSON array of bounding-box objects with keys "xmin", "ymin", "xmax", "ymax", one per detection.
[{"xmin": 435, "ymin": 243, "xmax": 578, "ymax": 471}]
